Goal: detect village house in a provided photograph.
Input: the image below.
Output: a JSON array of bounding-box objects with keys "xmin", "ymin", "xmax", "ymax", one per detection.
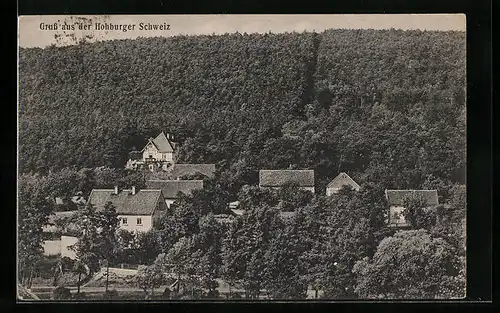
[
  {"xmin": 385, "ymin": 189, "xmax": 439, "ymax": 228},
  {"xmin": 87, "ymin": 186, "xmax": 167, "ymax": 232},
  {"xmin": 146, "ymin": 180, "xmax": 204, "ymax": 208},
  {"xmin": 326, "ymin": 172, "xmax": 361, "ymax": 196},
  {"xmin": 126, "ymin": 132, "xmax": 177, "ymax": 171},
  {"xmin": 259, "ymin": 169, "xmax": 315, "ymax": 193}
]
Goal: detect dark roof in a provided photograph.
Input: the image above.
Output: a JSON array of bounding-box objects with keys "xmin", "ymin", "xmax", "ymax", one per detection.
[
  {"xmin": 259, "ymin": 170, "xmax": 314, "ymax": 187},
  {"xmin": 88, "ymin": 189, "xmax": 163, "ymax": 215},
  {"xmin": 327, "ymin": 172, "xmax": 361, "ymax": 190},
  {"xmin": 279, "ymin": 211, "xmax": 297, "ymax": 219},
  {"xmin": 146, "ymin": 180, "xmax": 204, "ymax": 199},
  {"xmin": 170, "ymin": 164, "xmax": 216, "ymax": 179},
  {"xmin": 385, "ymin": 190, "xmax": 439, "ymax": 206},
  {"xmin": 142, "ymin": 132, "xmax": 174, "ymax": 153}
]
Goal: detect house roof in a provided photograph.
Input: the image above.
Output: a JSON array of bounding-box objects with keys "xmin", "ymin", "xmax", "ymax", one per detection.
[
  {"xmin": 146, "ymin": 180, "xmax": 204, "ymax": 199},
  {"xmin": 44, "ymin": 211, "xmax": 79, "ymax": 233},
  {"xmin": 142, "ymin": 132, "xmax": 174, "ymax": 153},
  {"xmin": 88, "ymin": 189, "xmax": 163, "ymax": 215},
  {"xmin": 259, "ymin": 170, "xmax": 314, "ymax": 187},
  {"xmin": 385, "ymin": 190, "xmax": 439, "ymax": 206},
  {"xmin": 54, "ymin": 195, "xmax": 86, "ymax": 205},
  {"xmin": 230, "ymin": 209, "xmax": 246, "ymax": 216},
  {"xmin": 279, "ymin": 211, "xmax": 297, "ymax": 219},
  {"xmin": 170, "ymin": 164, "xmax": 216, "ymax": 179},
  {"xmin": 327, "ymin": 172, "xmax": 361, "ymax": 190}
]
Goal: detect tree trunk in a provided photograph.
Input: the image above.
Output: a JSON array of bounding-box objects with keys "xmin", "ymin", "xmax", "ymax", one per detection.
[
  {"xmin": 176, "ymin": 273, "xmax": 180, "ymax": 294},
  {"xmin": 315, "ymin": 289, "xmax": 318, "ymax": 299},
  {"xmin": 77, "ymin": 272, "xmax": 82, "ymax": 294},
  {"xmin": 105, "ymin": 265, "xmax": 109, "ymax": 292},
  {"xmin": 28, "ymin": 267, "xmax": 34, "ymax": 289}
]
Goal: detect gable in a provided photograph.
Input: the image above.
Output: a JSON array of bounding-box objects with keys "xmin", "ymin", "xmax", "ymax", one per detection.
[
  {"xmin": 141, "ymin": 132, "xmax": 174, "ymax": 153},
  {"xmin": 327, "ymin": 172, "xmax": 361, "ymax": 190},
  {"xmin": 152, "ymin": 132, "xmax": 174, "ymax": 153}
]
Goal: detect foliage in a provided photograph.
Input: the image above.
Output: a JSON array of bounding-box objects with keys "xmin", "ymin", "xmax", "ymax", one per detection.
[
  {"xmin": 18, "ymin": 174, "xmax": 53, "ymax": 288},
  {"xmin": 52, "ymin": 286, "xmax": 71, "ymax": 300},
  {"xmin": 353, "ymin": 229, "xmax": 465, "ymax": 299},
  {"xmin": 19, "ymin": 30, "xmax": 465, "ymax": 198},
  {"xmin": 18, "ymin": 29, "xmax": 466, "ymax": 300},
  {"xmin": 262, "ymin": 222, "xmax": 308, "ymax": 299},
  {"xmin": 102, "ymin": 289, "xmax": 119, "ymax": 300},
  {"xmin": 136, "ymin": 264, "xmax": 164, "ymax": 299},
  {"xmin": 401, "ymin": 193, "xmax": 437, "ymax": 229},
  {"xmin": 70, "ymin": 202, "xmax": 119, "ymax": 276}
]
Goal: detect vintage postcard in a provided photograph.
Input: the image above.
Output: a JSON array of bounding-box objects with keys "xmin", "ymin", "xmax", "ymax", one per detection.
[{"xmin": 17, "ymin": 14, "xmax": 466, "ymax": 301}]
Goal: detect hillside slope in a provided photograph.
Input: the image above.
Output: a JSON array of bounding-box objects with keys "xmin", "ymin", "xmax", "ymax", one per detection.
[{"xmin": 19, "ymin": 29, "xmax": 465, "ymax": 195}]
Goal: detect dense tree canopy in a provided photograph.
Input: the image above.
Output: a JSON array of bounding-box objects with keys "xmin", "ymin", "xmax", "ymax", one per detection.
[
  {"xmin": 19, "ymin": 29, "xmax": 465, "ymax": 196},
  {"xmin": 18, "ymin": 29, "xmax": 466, "ymax": 300}
]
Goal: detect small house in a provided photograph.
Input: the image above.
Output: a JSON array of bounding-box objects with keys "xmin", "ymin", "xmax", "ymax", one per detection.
[
  {"xmin": 87, "ymin": 186, "xmax": 166, "ymax": 232},
  {"xmin": 259, "ymin": 170, "xmax": 315, "ymax": 193},
  {"xmin": 326, "ymin": 172, "xmax": 361, "ymax": 196},
  {"xmin": 385, "ymin": 189, "xmax": 439, "ymax": 228},
  {"xmin": 126, "ymin": 132, "xmax": 177, "ymax": 171}
]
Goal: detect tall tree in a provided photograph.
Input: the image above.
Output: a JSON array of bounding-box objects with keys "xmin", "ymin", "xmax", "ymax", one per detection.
[
  {"xmin": 353, "ymin": 229, "xmax": 465, "ymax": 299},
  {"xmin": 99, "ymin": 201, "xmax": 120, "ymax": 292},
  {"xmin": 18, "ymin": 174, "xmax": 53, "ymax": 288}
]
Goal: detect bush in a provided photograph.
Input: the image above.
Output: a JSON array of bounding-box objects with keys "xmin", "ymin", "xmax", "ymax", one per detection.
[
  {"xmin": 205, "ymin": 289, "xmax": 220, "ymax": 299},
  {"xmin": 102, "ymin": 289, "xmax": 118, "ymax": 300},
  {"xmin": 52, "ymin": 286, "xmax": 71, "ymax": 300},
  {"xmin": 72, "ymin": 292, "xmax": 87, "ymax": 300}
]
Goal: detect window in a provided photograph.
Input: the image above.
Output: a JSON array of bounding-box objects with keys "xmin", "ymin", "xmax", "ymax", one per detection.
[
  {"xmin": 137, "ymin": 218, "xmax": 142, "ymax": 225},
  {"xmin": 122, "ymin": 218, "xmax": 128, "ymax": 225}
]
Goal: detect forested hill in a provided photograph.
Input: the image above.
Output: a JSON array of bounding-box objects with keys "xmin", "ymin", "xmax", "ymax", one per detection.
[{"xmin": 19, "ymin": 29, "xmax": 466, "ymax": 197}]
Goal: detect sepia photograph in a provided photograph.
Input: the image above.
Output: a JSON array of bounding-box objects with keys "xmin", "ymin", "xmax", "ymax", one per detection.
[{"xmin": 17, "ymin": 14, "xmax": 467, "ymax": 301}]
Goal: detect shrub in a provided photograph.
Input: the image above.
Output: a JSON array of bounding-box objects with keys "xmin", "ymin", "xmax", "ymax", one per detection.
[
  {"xmin": 102, "ymin": 289, "xmax": 118, "ymax": 300},
  {"xmin": 52, "ymin": 286, "xmax": 71, "ymax": 300},
  {"xmin": 72, "ymin": 292, "xmax": 87, "ymax": 300},
  {"xmin": 205, "ymin": 289, "xmax": 220, "ymax": 299}
]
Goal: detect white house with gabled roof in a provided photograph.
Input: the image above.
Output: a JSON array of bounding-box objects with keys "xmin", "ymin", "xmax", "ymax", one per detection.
[{"xmin": 326, "ymin": 172, "xmax": 361, "ymax": 196}]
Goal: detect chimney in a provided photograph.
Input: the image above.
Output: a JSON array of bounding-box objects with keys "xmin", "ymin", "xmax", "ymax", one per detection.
[
  {"xmin": 114, "ymin": 186, "xmax": 119, "ymax": 195},
  {"xmin": 131, "ymin": 186, "xmax": 136, "ymax": 195}
]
